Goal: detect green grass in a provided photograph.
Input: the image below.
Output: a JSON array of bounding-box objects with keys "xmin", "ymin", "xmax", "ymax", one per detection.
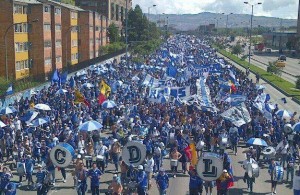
[{"xmin": 214, "ymin": 46, "xmax": 300, "ymax": 100}]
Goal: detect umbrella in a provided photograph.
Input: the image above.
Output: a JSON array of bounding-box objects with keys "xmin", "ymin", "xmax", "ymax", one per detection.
[
  {"xmin": 20, "ymin": 110, "xmax": 39, "ymax": 122},
  {"xmin": 292, "ymin": 122, "xmax": 300, "ymax": 132},
  {"xmin": 0, "ymin": 106, "xmax": 17, "ymax": 115},
  {"xmin": 82, "ymin": 83, "xmax": 94, "ymax": 88},
  {"xmin": 78, "ymin": 120, "xmax": 103, "ymax": 132},
  {"xmin": 275, "ymin": 109, "xmax": 291, "ymax": 119},
  {"xmin": 247, "ymin": 138, "xmax": 268, "ymax": 147},
  {"xmin": 102, "ymin": 100, "xmax": 117, "ymax": 108},
  {"xmin": 132, "ymin": 75, "xmax": 140, "ymax": 81},
  {"xmin": 34, "ymin": 104, "xmax": 51, "ymax": 111},
  {"xmin": 55, "ymin": 89, "xmax": 68, "ymax": 95},
  {"xmin": 30, "ymin": 118, "xmax": 48, "ymax": 127},
  {"xmin": 0, "ymin": 120, "xmax": 6, "ymax": 128}
]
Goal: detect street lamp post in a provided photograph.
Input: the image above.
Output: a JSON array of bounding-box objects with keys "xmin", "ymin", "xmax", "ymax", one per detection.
[
  {"xmin": 222, "ymin": 13, "xmax": 233, "ymax": 36},
  {"xmin": 148, "ymin": 4, "xmax": 156, "ymax": 20},
  {"xmin": 244, "ymin": 1, "xmax": 262, "ymax": 67},
  {"xmin": 4, "ymin": 19, "xmax": 38, "ymax": 81},
  {"xmin": 125, "ymin": 0, "xmax": 128, "ymax": 66}
]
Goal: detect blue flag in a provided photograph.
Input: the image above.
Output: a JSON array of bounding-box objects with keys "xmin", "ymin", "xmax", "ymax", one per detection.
[
  {"xmin": 167, "ymin": 65, "xmax": 177, "ymax": 78},
  {"xmin": 52, "ymin": 69, "xmax": 60, "ymax": 84},
  {"xmin": 69, "ymin": 76, "xmax": 75, "ymax": 88},
  {"xmin": 6, "ymin": 83, "xmax": 13, "ymax": 96},
  {"xmin": 60, "ymin": 71, "xmax": 68, "ymax": 84}
]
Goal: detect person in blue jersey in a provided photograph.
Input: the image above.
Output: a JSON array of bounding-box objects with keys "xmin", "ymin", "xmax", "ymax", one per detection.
[
  {"xmin": 156, "ymin": 168, "xmax": 169, "ymax": 195},
  {"xmin": 35, "ymin": 164, "xmax": 47, "ymax": 195},
  {"xmin": 24, "ymin": 155, "xmax": 35, "ymax": 189},
  {"xmin": 268, "ymin": 159, "xmax": 280, "ymax": 195},
  {"xmin": 88, "ymin": 162, "xmax": 102, "ymax": 195},
  {"xmin": 286, "ymin": 152, "xmax": 296, "ymax": 183},
  {"xmin": 188, "ymin": 168, "xmax": 203, "ymax": 195},
  {"xmin": 136, "ymin": 165, "xmax": 148, "ymax": 195},
  {"xmin": 0, "ymin": 167, "xmax": 12, "ymax": 195},
  {"xmin": 75, "ymin": 162, "xmax": 88, "ymax": 195}
]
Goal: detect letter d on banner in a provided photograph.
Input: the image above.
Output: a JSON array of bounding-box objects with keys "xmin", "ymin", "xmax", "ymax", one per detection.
[{"xmin": 122, "ymin": 141, "xmax": 146, "ymax": 167}]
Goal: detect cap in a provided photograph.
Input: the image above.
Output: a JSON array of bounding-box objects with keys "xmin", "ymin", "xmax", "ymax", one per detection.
[
  {"xmin": 249, "ymin": 146, "xmax": 253, "ymax": 149},
  {"xmin": 138, "ymin": 165, "xmax": 143, "ymax": 170},
  {"xmin": 37, "ymin": 164, "xmax": 42, "ymax": 168},
  {"xmin": 77, "ymin": 154, "xmax": 82, "ymax": 158},
  {"xmin": 223, "ymin": 169, "xmax": 228, "ymax": 173},
  {"xmin": 113, "ymin": 174, "xmax": 118, "ymax": 178}
]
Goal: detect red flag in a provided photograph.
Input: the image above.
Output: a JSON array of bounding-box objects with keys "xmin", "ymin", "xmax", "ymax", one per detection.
[
  {"xmin": 184, "ymin": 145, "xmax": 192, "ymax": 161},
  {"xmin": 83, "ymin": 99, "xmax": 90, "ymax": 107},
  {"xmin": 230, "ymin": 84, "xmax": 237, "ymax": 93},
  {"xmin": 98, "ymin": 93, "xmax": 106, "ymax": 105}
]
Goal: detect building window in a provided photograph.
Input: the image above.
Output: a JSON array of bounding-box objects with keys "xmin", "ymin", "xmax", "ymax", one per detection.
[
  {"xmin": 71, "ymin": 40, "xmax": 78, "ymax": 47},
  {"xmin": 90, "ymin": 26, "xmax": 94, "ymax": 32},
  {"xmin": 71, "ymin": 53, "xmax": 78, "ymax": 61},
  {"xmin": 15, "ymin": 42, "xmax": 30, "ymax": 52},
  {"xmin": 89, "ymin": 39, "xmax": 93, "ymax": 45},
  {"xmin": 14, "ymin": 23, "xmax": 29, "ymax": 33},
  {"xmin": 90, "ymin": 51, "xmax": 94, "ymax": 59},
  {"xmin": 55, "ymin": 40, "xmax": 61, "ymax": 47},
  {"xmin": 71, "ymin": 11, "xmax": 78, "ymax": 19},
  {"xmin": 44, "ymin": 6, "xmax": 50, "ymax": 13},
  {"xmin": 15, "ymin": 60, "xmax": 29, "ymax": 71},
  {"xmin": 45, "ymin": 58, "xmax": 52, "ymax": 66},
  {"xmin": 14, "ymin": 4, "xmax": 27, "ymax": 14},
  {"xmin": 55, "ymin": 24, "xmax": 61, "ymax": 31},
  {"xmin": 54, "ymin": 7, "xmax": 61, "ymax": 15},
  {"xmin": 44, "ymin": 41, "xmax": 51, "ymax": 48},
  {"xmin": 56, "ymin": 56, "xmax": 62, "ymax": 63},
  {"xmin": 44, "ymin": 24, "xmax": 51, "ymax": 31}
]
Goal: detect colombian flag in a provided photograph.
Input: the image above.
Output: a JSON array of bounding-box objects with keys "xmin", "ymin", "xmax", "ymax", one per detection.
[
  {"xmin": 100, "ymin": 80, "xmax": 111, "ymax": 97},
  {"xmin": 74, "ymin": 89, "xmax": 90, "ymax": 107}
]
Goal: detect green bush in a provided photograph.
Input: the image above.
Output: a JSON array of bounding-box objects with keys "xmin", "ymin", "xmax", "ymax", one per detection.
[{"xmin": 296, "ymin": 77, "xmax": 300, "ymax": 90}]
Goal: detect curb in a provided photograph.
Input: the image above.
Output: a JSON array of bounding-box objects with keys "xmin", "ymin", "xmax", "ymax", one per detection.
[{"xmin": 217, "ymin": 52, "xmax": 300, "ymax": 105}]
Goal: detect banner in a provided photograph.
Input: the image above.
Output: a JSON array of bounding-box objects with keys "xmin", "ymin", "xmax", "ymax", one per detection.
[
  {"xmin": 196, "ymin": 77, "xmax": 217, "ymax": 111},
  {"xmin": 185, "ymin": 63, "xmax": 222, "ymax": 78},
  {"xmin": 142, "ymin": 74, "xmax": 172, "ymax": 88},
  {"xmin": 221, "ymin": 103, "xmax": 251, "ymax": 127},
  {"xmin": 170, "ymin": 86, "xmax": 191, "ymax": 98},
  {"xmin": 225, "ymin": 95, "xmax": 247, "ymax": 106}
]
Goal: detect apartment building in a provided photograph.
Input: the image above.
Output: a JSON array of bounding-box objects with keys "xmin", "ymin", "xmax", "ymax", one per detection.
[
  {"xmin": 0, "ymin": 0, "xmax": 41, "ymax": 80},
  {"xmin": 0, "ymin": 0, "xmax": 110, "ymax": 81},
  {"xmin": 75, "ymin": 0, "xmax": 132, "ymax": 29}
]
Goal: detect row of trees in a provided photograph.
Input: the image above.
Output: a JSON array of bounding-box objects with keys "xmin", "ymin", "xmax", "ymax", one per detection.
[{"xmin": 106, "ymin": 5, "xmax": 163, "ymax": 61}]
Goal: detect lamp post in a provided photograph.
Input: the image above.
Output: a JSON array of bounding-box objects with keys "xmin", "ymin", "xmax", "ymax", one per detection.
[
  {"xmin": 4, "ymin": 19, "xmax": 38, "ymax": 81},
  {"xmin": 148, "ymin": 4, "xmax": 156, "ymax": 20},
  {"xmin": 244, "ymin": 1, "xmax": 262, "ymax": 66},
  {"xmin": 125, "ymin": 0, "xmax": 128, "ymax": 66},
  {"xmin": 222, "ymin": 13, "xmax": 233, "ymax": 36},
  {"xmin": 65, "ymin": 25, "xmax": 76, "ymax": 70}
]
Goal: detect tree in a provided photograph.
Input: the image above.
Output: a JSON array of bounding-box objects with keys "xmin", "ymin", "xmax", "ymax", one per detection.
[
  {"xmin": 107, "ymin": 23, "xmax": 120, "ymax": 43},
  {"xmin": 267, "ymin": 61, "xmax": 283, "ymax": 78},
  {"xmin": 231, "ymin": 44, "xmax": 242, "ymax": 56}
]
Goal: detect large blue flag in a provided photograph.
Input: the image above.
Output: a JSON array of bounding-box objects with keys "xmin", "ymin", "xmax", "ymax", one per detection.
[
  {"xmin": 52, "ymin": 69, "xmax": 60, "ymax": 84},
  {"xmin": 60, "ymin": 71, "xmax": 68, "ymax": 84},
  {"xmin": 6, "ymin": 83, "xmax": 13, "ymax": 96}
]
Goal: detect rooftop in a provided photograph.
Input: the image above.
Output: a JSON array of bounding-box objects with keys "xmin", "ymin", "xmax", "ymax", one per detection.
[
  {"xmin": 15, "ymin": 0, "xmax": 42, "ymax": 4},
  {"xmin": 42, "ymin": 0, "xmax": 84, "ymax": 11}
]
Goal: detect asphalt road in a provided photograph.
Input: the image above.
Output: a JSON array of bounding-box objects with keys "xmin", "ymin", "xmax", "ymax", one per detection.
[{"xmin": 12, "ymin": 59, "xmax": 298, "ymax": 195}]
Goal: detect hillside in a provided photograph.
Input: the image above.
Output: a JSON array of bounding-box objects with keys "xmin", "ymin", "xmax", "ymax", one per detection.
[{"xmin": 150, "ymin": 12, "xmax": 297, "ymax": 31}]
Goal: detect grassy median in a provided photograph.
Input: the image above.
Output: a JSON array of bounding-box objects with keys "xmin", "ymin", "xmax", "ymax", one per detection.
[{"xmin": 216, "ymin": 47, "xmax": 300, "ymax": 99}]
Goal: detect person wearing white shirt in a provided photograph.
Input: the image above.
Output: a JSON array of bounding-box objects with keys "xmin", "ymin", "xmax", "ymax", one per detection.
[
  {"xmin": 78, "ymin": 136, "xmax": 85, "ymax": 155},
  {"xmin": 144, "ymin": 154, "xmax": 154, "ymax": 189},
  {"xmin": 277, "ymin": 139, "xmax": 289, "ymax": 169},
  {"xmin": 242, "ymin": 153, "xmax": 257, "ymax": 193},
  {"xmin": 95, "ymin": 141, "xmax": 107, "ymax": 172}
]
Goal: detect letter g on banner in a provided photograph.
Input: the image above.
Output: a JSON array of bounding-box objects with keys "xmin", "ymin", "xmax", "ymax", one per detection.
[{"xmin": 122, "ymin": 141, "xmax": 146, "ymax": 166}]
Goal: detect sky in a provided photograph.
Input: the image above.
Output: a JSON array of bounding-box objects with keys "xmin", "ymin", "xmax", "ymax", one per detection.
[{"xmin": 133, "ymin": 0, "xmax": 299, "ymax": 19}]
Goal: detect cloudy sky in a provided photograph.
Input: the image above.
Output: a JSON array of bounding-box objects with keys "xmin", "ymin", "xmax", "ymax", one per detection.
[{"xmin": 133, "ymin": 0, "xmax": 299, "ymax": 19}]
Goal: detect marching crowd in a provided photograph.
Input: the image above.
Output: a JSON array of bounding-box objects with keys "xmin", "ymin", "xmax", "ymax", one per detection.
[{"xmin": 0, "ymin": 34, "xmax": 299, "ymax": 195}]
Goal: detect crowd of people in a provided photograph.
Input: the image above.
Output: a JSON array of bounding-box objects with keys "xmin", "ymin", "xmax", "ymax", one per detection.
[{"xmin": 0, "ymin": 35, "xmax": 299, "ymax": 195}]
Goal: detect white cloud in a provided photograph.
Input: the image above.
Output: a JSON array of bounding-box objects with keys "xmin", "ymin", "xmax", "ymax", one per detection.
[{"xmin": 132, "ymin": 0, "xmax": 299, "ymax": 19}]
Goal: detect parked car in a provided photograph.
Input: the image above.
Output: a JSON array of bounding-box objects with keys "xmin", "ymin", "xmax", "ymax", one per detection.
[{"xmin": 278, "ymin": 55, "xmax": 287, "ymax": 61}]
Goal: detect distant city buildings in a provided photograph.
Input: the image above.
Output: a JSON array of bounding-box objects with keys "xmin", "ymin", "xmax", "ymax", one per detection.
[{"xmin": 0, "ymin": 0, "xmax": 128, "ymax": 81}]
